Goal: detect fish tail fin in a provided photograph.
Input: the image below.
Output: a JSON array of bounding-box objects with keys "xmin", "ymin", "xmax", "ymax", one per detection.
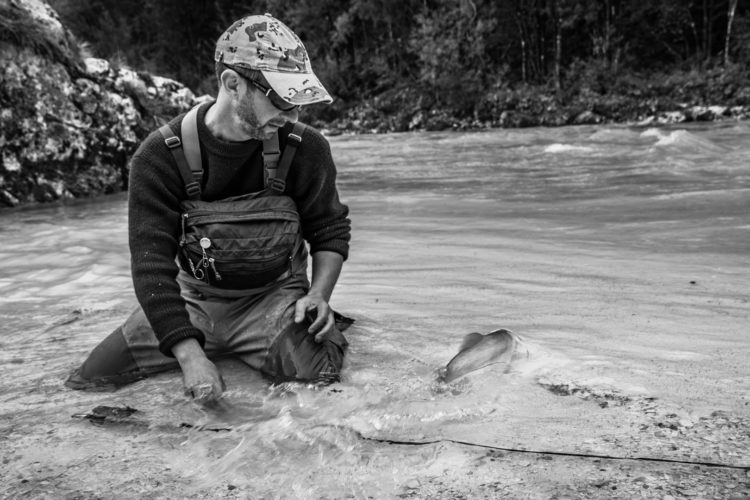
[{"xmin": 458, "ymin": 332, "xmax": 484, "ymax": 352}]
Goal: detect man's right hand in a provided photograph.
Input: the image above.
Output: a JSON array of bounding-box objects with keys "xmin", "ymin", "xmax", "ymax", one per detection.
[{"xmin": 171, "ymin": 338, "xmax": 225, "ymax": 403}]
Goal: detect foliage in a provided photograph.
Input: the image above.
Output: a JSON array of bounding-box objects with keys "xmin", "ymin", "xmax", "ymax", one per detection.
[{"xmin": 46, "ymin": 0, "xmax": 750, "ymax": 124}]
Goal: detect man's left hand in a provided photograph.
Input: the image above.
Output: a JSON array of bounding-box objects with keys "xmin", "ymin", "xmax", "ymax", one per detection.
[{"xmin": 294, "ymin": 294, "xmax": 335, "ymax": 343}]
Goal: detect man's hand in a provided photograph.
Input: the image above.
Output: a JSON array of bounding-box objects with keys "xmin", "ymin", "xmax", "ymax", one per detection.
[
  {"xmin": 296, "ymin": 251, "xmax": 344, "ymax": 343},
  {"xmin": 294, "ymin": 293, "xmax": 335, "ymax": 343},
  {"xmin": 171, "ymin": 338, "xmax": 225, "ymax": 403}
]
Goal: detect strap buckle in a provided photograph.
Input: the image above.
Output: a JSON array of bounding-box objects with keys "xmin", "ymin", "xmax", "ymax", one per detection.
[
  {"xmin": 287, "ymin": 133, "xmax": 302, "ymax": 145},
  {"xmin": 267, "ymin": 177, "xmax": 286, "ymax": 192},
  {"xmin": 185, "ymin": 181, "xmax": 201, "ymax": 198},
  {"xmin": 164, "ymin": 136, "xmax": 181, "ymax": 148}
]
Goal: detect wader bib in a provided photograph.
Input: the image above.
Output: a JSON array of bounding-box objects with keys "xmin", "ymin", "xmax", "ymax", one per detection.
[{"xmin": 159, "ymin": 105, "xmax": 307, "ymax": 289}]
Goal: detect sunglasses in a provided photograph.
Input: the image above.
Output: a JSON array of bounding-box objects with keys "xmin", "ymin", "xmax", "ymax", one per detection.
[{"xmin": 245, "ymin": 77, "xmax": 300, "ymax": 112}]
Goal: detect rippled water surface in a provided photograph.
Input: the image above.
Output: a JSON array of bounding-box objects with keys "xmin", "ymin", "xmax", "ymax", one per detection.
[{"xmin": 1, "ymin": 123, "xmax": 748, "ymax": 498}]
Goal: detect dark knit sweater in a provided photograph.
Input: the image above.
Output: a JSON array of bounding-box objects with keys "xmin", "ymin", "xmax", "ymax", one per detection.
[{"xmin": 127, "ymin": 102, "xmax": 351, "ymax": 356}]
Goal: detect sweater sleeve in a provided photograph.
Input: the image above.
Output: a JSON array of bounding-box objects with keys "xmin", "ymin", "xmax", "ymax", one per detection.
[
  {"xmin": 285, "ymin": 126, "xmax": 351, "ymax": 260},
  {"xmin": 127, "ymin": 127, "xmax": 206, "ymax": 357}
]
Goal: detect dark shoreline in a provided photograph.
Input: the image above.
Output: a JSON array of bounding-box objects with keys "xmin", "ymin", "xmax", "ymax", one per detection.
[
  {"xmin": 314, "ymin": 105, "xmax": 749, "ymax": 137},
  {"xmin": 304, "ymin": 65, "xmax": 750, "ymax": 135},
  {"xmin": 306, "ymin": 94, "xmax": 750, "ymax": 136}
]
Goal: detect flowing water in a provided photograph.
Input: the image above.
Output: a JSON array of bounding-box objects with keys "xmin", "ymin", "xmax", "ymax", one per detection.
[{"xmin": 1, "ymin": 123, "xmax": 749, "ymax": 498}]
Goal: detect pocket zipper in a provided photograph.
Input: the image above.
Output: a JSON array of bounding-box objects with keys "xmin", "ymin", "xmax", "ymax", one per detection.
[{"xmin": 184, "ymin": 209, "xmax": 299, "ymax": 226}]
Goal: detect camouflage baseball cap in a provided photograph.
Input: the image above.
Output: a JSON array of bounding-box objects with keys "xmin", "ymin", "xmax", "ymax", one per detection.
[{"xmin": 215, "ymin": 14, "xmax": 332, "ymax": 106}]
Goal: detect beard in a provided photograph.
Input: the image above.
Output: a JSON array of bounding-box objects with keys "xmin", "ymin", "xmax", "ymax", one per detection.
[{"xmin": 235, "ymin": 95, "xmax": 279, "ymax": 141}]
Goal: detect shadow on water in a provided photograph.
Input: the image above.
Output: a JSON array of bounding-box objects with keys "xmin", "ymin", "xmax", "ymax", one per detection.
[{"xmin": 1, "ymin": 124, "xmax": 749, "ymax": 497}]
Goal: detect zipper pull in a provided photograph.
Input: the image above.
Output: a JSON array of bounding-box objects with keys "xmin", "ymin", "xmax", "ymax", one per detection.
[
  {"xmin": 209, "ymin": 258, "xmax": 222, "ymax": 280},
  {"xmin": 188, "ymin": 256, "xmax": 204, "ymax": 281},
  {"xmin": 180, "ymin": 213, "xmax": 189, "ymax": 246},
  {"xmin": 200, "ymin": 237, "xmax": 211, "ymax": 266},
  {"xmin": 199, "ymin": 237, "xmax": 214, "ymax": 282}
]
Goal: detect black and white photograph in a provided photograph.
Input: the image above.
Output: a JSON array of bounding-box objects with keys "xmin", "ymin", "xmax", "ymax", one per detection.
[{"xmin": 1, "ymin": 0, "xmax": 748, "ymax": 498}]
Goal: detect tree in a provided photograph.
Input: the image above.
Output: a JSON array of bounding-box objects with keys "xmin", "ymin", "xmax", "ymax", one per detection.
[
  {"xmin": 725, "ymin": 0, "xmax": 739, "ymax": 65},
  {"xmin": 44, "ymin": 0, "xmax": 750, "ymax": 123}
]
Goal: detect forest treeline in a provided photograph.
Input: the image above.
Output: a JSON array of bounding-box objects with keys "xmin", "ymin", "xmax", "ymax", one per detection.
[{"xmin": 49, "ymin": 0, "xmax": 750, "ymax": 131}]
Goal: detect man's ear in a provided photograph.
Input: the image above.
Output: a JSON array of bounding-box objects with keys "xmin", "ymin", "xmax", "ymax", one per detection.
[{"xmin": 220, "ymin": 69, "xmax": 242, "ymax": 94}]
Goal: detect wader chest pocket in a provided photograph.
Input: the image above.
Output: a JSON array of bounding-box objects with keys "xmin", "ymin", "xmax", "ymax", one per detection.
[{"xmin": 179, "ymin": 195, "xmax": 302, "ymax": 289}]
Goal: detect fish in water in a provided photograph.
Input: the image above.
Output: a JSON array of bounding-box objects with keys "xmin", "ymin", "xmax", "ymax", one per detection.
[{"xmin": 439, "ymin": 329, "xmax": 519, "ymax": 383}]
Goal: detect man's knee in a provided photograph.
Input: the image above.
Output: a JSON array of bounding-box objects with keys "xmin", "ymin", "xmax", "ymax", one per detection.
[
  {"xmin": 261, "ymin": 321, "xmax": 348, "ymax": 384},
  {"xmin": 64, "ymin": 326, "xmax": 144, "ymax": 390}
]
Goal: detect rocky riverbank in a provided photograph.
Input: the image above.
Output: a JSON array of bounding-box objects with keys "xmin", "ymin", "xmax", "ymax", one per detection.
[
  {"xmin": 306, "ymin": 68, "xmax": 750, "ymax": 135},
  {"xmin": 0, "ymin": 0, "xmax": 197, "ymax": 207}
]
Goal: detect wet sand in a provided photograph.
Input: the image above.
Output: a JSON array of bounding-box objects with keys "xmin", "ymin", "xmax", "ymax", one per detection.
[{"xmin": 1, "ymin": 124, "xmax": 749, "ymax": 498}]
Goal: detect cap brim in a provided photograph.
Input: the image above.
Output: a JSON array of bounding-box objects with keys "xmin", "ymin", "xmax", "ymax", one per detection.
[{"xmin": 262, "ymin": 70, "xmax": 333, "ymax": 106}]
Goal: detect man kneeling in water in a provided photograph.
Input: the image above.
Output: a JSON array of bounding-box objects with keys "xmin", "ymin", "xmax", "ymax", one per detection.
[{"xmin": 66, "ymin": 14, "xmax": 352, "ymax": 402}]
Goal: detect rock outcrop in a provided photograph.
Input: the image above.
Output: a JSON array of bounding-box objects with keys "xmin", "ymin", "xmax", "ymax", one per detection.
[{"xmin": 0, "ymin": 0, "xmax": 199, "ymax": 207}]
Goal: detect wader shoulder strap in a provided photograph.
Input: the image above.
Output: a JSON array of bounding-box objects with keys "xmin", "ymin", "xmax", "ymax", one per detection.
[
  {"xmin": 180, "ymin": 106, "xmax": 203, "ymax": 188},
  {"xmin": 262, "ymin": 131, "xmax": 281, "ymax": 188},
  {"xmin": 158, "ymin": 105, "xmax": 306, "ymax": 198},
  {"xmin": 158, "ymin": 105, "xmax": 202, "ymax": 200},
  {"xmin": 267, "ymin": 122, "xmax": 306, "ymax": 193}
]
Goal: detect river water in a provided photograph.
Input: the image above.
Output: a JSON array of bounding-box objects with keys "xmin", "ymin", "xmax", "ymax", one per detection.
[{"xmin": 1, "ymin": 123, "xmax": 749, "ymax": 498}]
